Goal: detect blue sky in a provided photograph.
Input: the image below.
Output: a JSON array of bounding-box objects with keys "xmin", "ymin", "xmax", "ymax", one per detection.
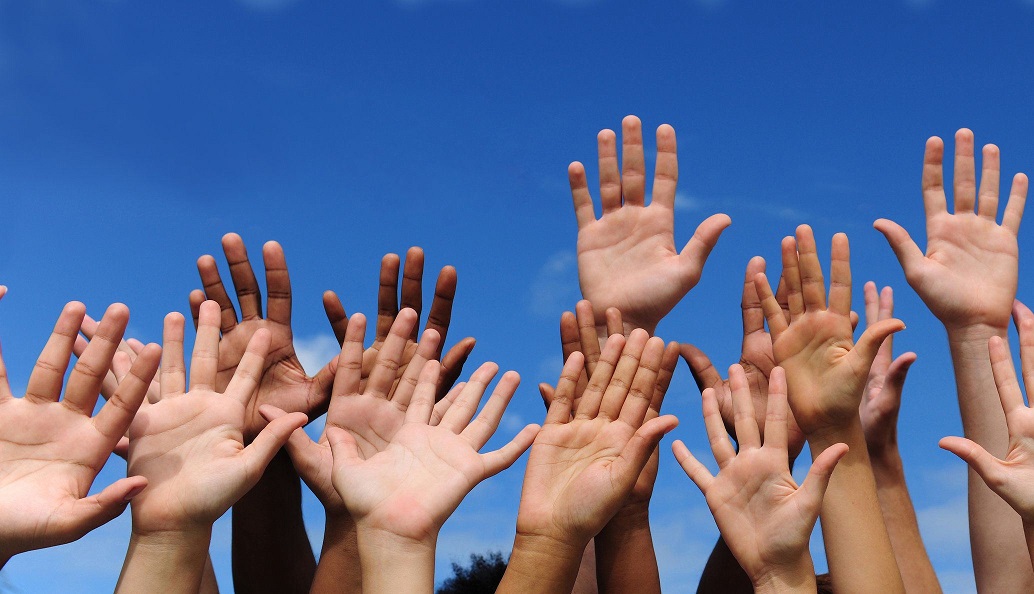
[{"xmin": 2, "ymin": 1, "xmax": 1034, "ymax": 592}]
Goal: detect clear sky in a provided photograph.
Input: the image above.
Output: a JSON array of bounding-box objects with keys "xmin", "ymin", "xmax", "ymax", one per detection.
[{"xmin": 2, "ymin": 1, "xmax": 1034, "ymax": 592}]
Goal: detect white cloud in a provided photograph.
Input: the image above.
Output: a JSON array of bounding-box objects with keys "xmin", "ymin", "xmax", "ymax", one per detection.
[
  {"xmin": 528, "ymin": 251, "xmax": 580, "ymax": 317},
  {"xmin": 674, "ymin": 191, "xmax": 704, "ymax": 212},
  {"xmin": 295, "ymin": 334, "xmax": 340, "ymax": 375}
]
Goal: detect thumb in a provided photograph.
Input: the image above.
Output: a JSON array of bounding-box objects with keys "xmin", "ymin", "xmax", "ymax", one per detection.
[
  {"xmin": 63, "ymin": 476, "xmax": 148, "ymax": 539},
  {"xmin": 886, "ymin": 352, "xmax": 917, "ymax": 394},
  {"xmin": 326, "ymin": 426, "xmax": 363, "ymax": 465},
  {"xmin": 939, "ymin": 436, "xmax": 1004, "ymax": 489},
  {"xmin": 679, "ymin": 214, "xmax": 732, "ymax": 281},
  {"xmin": 872, "ymin": 219, "xmax": 925, "ymax": 282},
  {"xmin": 798, "ymin": 442, "xmax": 849, "ymax": 513},
  {"xmin": 679, "ymin": 343, "xmax": 721, "ymax": 393},
  {"xmin": 616, "ymin": 415, "xmax": 679, "ymax": 482},
  {"xmin": 241, "ymin": 412, "xmax": 308, "ymax": 481},
  {"xmin": 850, "ymin": 318, "xmax": 906, "ymax": 373}
]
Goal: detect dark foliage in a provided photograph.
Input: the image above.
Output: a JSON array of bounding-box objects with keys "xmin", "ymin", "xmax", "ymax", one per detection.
[{"xmin": 436, "ymin": 551, "xmax": 507, "ymax": 594}]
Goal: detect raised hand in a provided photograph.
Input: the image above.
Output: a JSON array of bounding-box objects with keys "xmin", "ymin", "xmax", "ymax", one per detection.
[
  {"xmin": 941, "ymin": 302, "xmax": 1034, "ymax": 563},
  {"xmin": 754, "ymin": 226, "xmax": 903, "ymax": 436},
  {"xmin": 859, "ymin": 282, "xmax": 917, "ymax": 456},
  {"xmin": 570, "ymin": 115, "xmax": 731, "ymax": 333},
  {"xmin": 189, "ymin": 233, "xmax": 333, "ymax": 441},
  {"xmin": 0, "ymin": 302, "xmax": 160, "ymax": 566},
  {"xmin": 123, "ymin": 302, "xmax": 307, "ymax": 536},
  {"xmin": 874, "ymin": 129, "xmax": 1027, "ymax": 332},
  {"xmin": 674, "ymin": 365, "xmax": 847, "ymax": 592},
  {"xmin": 322, "ymin": 247, "xmax": 475, "ymax": 399},
  {"xmin": 682, "ymin": 256, "xmax": 807, "ymax": 458}
]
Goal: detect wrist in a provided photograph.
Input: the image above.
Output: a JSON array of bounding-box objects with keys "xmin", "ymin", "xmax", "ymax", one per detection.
[
  {"xmin": 356, "ymin": 526, "xmax": 436, "ymax": 594},
  {"xmin": 601, "ymin": 503, "xmax": 651, "ymax": 534},
  {"xmin": 946, "ymin": 323, "xmax": 1007, "ymax": 347},
  {"xmin": 751, "ymin": 554, "xmax": 816, "ymax": 594},
  {"xmin": 867, "ymin": 446, "xmax": 904, "ymax": 475}
]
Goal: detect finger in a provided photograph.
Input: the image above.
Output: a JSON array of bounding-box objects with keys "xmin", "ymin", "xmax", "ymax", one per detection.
[
  {"xmin": 441, "ymin": 362, "xmax": 499, "ymax": 434},
  {"xmin": 576, "ymin": 300, "xmax": 603, "ymax": 375},
  {"xmin": 125, "ymin": 338, "xmax": 145, "ymax": 355},
  {"xmin": 651, "ymin": 123, "xmax": 678, "ymax": 209},
  {"xmin": 64, "ymin": 304, "xmax": 128, "ymax": 415},
  {"xmin": 672, "ymin": 440, "xmax": 714, "ymax": 493},
  {"xmin": 25, "ymin": 302, "xmax": 86, "ymax": 404},
  {"xmin": 617, "ymin": 336, "xmax": 665, "ymax": 426},
  {"xmin": 569, "ymin": 162, "xmax": 597, "ymax": 228},
  {"xmin": 863, "ymin": 282, "xmax": 878, "ymax": 329},
  {"xmin": 159, "ymin": 312, "xmax": 187, "ymax": 398},
  {"xmin": 438, "ymin": 337, "xmax": 475, "ymax": 400},
  {"xmin": 538, "ymin": 383, "xmax": 554, "ymax": 410},
  {"xmin": 241, "ymin": 412, "xmax": 309, "ymax": 482},
  {"xmin": 560, "ymin": 311, "xmax": 579, "ymax": 362},
  {"xmin": 196, "ymin": 255, "xmax": 237, "ymax": 333},
  {"xmin": 93, "ymin": 343, "xmax": 161, "ymax": 439},
  {"xmin": 391, "ymin": 328, "xmax": 441, "ymax": 409},
  {"xmin": 366, "ymin": 308, "xmax": 418, "ymax": 399},
  {"xmin": 263, "ymin": 241, "xmax": 292, "ymax": 326},
  {"xmin": 326, "ymin": 426, "xmax": 363, "ymax": 467},
  {"xmin": 885, "ymin": 352, "xmax": 917, "ymax": 396},
  {"xmin": 774, "ymin": 273, "xmax": 791, "ymax": 324},
  {"xmin": 763, "ymin": 367, "xmax": 789, "ymax": 451},
  {"xmin": 939, "ymin": 436, "xmax": 1005, "ymax": 489},
  {"xmin": 62, "ymin": 476, "xmax": 148, "ymax": 540},
  {"xmin": 679, "ymin": 214, "xmax": 732, "ymax": 283},
  {"xmin": 922, "ymin": 136, "xmax": 948, "ymax": 219},
  {"xmin": 597, "ymin": 128, "xmax": 622, "ymax": 213},
  {"xmin": 702, "ymin": 388, "xmax": 735, "ymax": 467},
  {"xmin": 953, "ymin": 129, "xmax": 977, "ymax": 214},
  {"xmin": 322, "ymin": 290, "xmax": 349, "ymax": 346},
  {"xmin": 113, "ymin": 437, "xmax": 130, "ymax": 459},
  {"xmin": 828, "ymin": 233, "xmax": 852, "ymax": 317},
  {"xmin": 332, "ymin": 314, "xmax": 366, "ymax": 401},
  {"xmin": 481, "ymin": 423, "xmax": 540, "ymax": 477},
  {"xmin": 780, "ymin": 236, "xmax": 804, "ymax": 321},
  {"xmin": 742, "ymin": 257, "xmax": 767, "ymax": 335},
  {"xmin": 545, "ymin": 352, "xmax": 582, "ymax": 425},
  {"xmin": 222, "ymin": 233, "xmax": 263, "ymax": 321},
  {"xmin": 226, "ymin": 329, "xmax": 272, "ymax": 405},
  {"xmin": 754, "ymin": 272, "xmax": 789, "ymax": 339},
  {"xmin": 878, "ymin": 285, "xmax": 894, "ymax": 321},
  {"xmin": 405, "ymin": 360, "xmax": 440, "ymax": 424},
  {"xmin": 849, "ymin": 318, "xmax": 906, "ymax": 375},
  {"xmin": 599, "ymin": 329, "xmax": 649, "ymax": 420},
  {"xmin": 617, "ymin": 414, "xmax": 679, "ymax": 479},
  {"xmin": 425, "ymin": 265, "xmax": 457, "ymax": 350},
  {"xmin": 729, "ymin": 364, "xmax": 761, "ymax": 449},
  {"xmin": 260, "ymin": 405, "xmax": 330, "ymax": 491},
  {"xmin": 679, "ymin": 343, "xmax": 722, "ymax": 393},
  {"xmin": 188, "ymin": 289, "xmax": 205, "ymax": 330},
  {"xmin": 650, "ymin": 341, "xmax": 679, "ymax": 415},
  {"xmin": 795, "ymin": 225, "xmax": 826, "ymax": 311},
  {"xmin": 1003, "ymin": 173, "xmax": 1029, "ymax": 235},
  {"xmin": 989, "ymin": 336, "xmax": 1025, "ymax": 425},
  {"xmin": 872, "ymin": 219, "xmax": 925, "ymax": 282},
  {"xmin": 400, "ymin": 247, "xmax": 425, "ymax": 331},
  {"xmin": 462, "ymin": 370, "xmax": 520, "ymax": 448},
  {"xmin": 431, "ymin": 381, "xmax": 465, "ymax": 426},
  {"xmin": 605, "ymin": 308, "xmax": 624, "ymax": 337},
  {"xmin": 376, "ymin": 253, "xmax": 402, "ymax": 342},
  {"xmin": 977, "ymin": 144, "xmax": 1001, "ymax": 220},
  {"xmin": 620, "ymin": 115, "xmax": 646, "ymax": 207},
  {"xmin": 575, "ymin": 333, "xmax": 625, "ymax": 419},
  {"xmin": 189, "ymin": 301, "xmax": 222, "ymax": 391},
  {"xmin": 1014, "ymin": 300, "xmax": 1034, "ymax": 394},
  {"xmin": 798, "ymin": 442, "xmax": 849, "ymax": 511}
]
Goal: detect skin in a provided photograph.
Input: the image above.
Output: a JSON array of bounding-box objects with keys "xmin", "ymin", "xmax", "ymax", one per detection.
[
  {"xmin": 673, "ymin": 366, "xmax": 847, "ymax": 594},
  {"xmin": 941, "ymin": 302, "xmax": 1034, "ymax": 573},
  {"xmin": 569, "ymin": 115, "xmax": 731, "ymax": 335},
  {"xmin": 307, "ymin": 350, "xmax": 538, "ymax": 594},
  {"xmin": 115, "ymin": 302, "xmax": 307, "ymax": 593},
  {"xmin": 754, "ymin": 226, "xmax": 906, "ymax": 594},
  {"xmin": 874, "ymin": 129, "xmax": 1030, "ymax": 591},
  {"xmin": 498, "ymin": 335, "xmax": 678, "ymax": 594},
  {"xmin": 0, "ymin": 299, "xmax": 158, "ymax": 568},
  {"xmin": 858, "ymin": 282, "xmax": 941, "ymax": 594}
]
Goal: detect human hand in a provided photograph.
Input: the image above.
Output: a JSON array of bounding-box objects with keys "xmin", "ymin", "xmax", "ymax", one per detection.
[
  {"xmin": 874, "ymin": 130, "xmax": 1028, "ymax": 334},
  {"xmin": 940, "ymin": 301, "xmax": 1034, "ymax": 524},
  {"xmin": 673, "ymin": 365, "xmax": 847, "ymax": 589},
  {"xmin": 188, "ymin": 233, "xmax": 334, "ymax": 441},
  {"xmin": 125, "ymin": 301, "xmax": 307, "ymax": 535},
  {"xmin": 322, "ymin": 247, "xmax": 475, "ymax": 400},
  {"xmin": 681, "ymin": 256, "xmax": 808, "ymax": 459},
  {"xmin": 0, "ymin": 302, "xmax": 160, "ymax": 563},
  {"xmin": 518, "ymin": 331, "xmax": 678, "ymax": 546},
  {"xmin": 261, "ymin": 308, "xmax": 466, "ymax": 517},
  {"xmin": 324, "ymin": 357, "xmax": 538, "ymax": 546},
  {"xmin": 859, "ymin": 282, "xmax": 917, "ymax": 457},
  {"xmin": 570, "ymin": 115, "xmax": 731, "ymax": 334},
  {"xmin": 754, "ymin": 226, "xmax": 904, "ymax": 436}
]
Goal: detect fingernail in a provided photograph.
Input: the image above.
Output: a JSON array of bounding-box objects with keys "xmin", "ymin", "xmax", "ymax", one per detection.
[{"xmin": 123, "ymin": 484, "xmax": 146, "ymax": 502}]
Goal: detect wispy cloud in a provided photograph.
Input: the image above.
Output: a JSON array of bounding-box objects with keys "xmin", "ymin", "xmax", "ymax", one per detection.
[
  {"xmin": 295, "ymin": 334, "xmax": 340, "ymax": 375},
  {"xmin": 674, "ymin": 191, "xmax": 704, "ymax": 213},
  {"xmin": 528, "ymin": 251, "xmax": 580, "ymax": 317}
]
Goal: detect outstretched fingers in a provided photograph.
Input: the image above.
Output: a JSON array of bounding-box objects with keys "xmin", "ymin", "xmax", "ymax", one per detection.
[
  {"xmin": 545, "ymin": 353, "xmax": 583, "ymax": 425},
  {"xmin": 754, "ymin": 272, "xmax": 789, "ymax": 339},
  {"xmin": 25, "ymin": 302, "xmax": 86, "ymax": 404},
  {"xmin": 64, "ymin": 303, "xmax": 129, "ymax": 415},
  {"xmin": 651, "ymin": 124, "xmax": 678, "ymax": 209},
  {"xmin": 953, "ymin": 129, "xmax": 977, "ymax": 214},
  {"xmin": 263, "ymin": 241, "xmax": 292, "ymax": 326},
  {"xmin": 1003, "ymin": 173, "xmax": 1029, "ymax": 235},
  {"xmin": 480, "ymin": 423, "xmax": 540, "ymax": 477},
  {"xmin": 620, "ymin": 115, "xmax": 646, "ymax": 207},
  {"xmin": 569, "ymin": 162, "xmax": 597, "ymax": 228},
  {"xmin": 921, "ymin": 136, "xmax": 948, "ymax": 219},
  {"xmin": 597, "ymin": 129, "xmax": 622, "ymax": 214},
  {"xmin": 222, "ymin": 233, "xmax": 263, "ymax": 322},
  {"xmin": 462, "ymin": 370, "xmax": 520, "ymax": 449},
  {"xmin": 196, "ymin": 254, "xmax": 238, "ymax": 334},
  {"xmin": 93, "ymin": 343, "xmax": 161, "ymax": 440},
  {"xmin": 241, "ymin": 411, "xmax": 309, "ymax": 482},
  {"xmin": 159, "ymin": 313, "xmax": 187, "ymax": 398}
]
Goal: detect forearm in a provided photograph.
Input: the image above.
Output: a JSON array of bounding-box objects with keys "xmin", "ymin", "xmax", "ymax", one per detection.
[
  {"xmin": 116, "ymin": 529, "xmax": 212, "ymax": 593},
  {"xmin": 594, "ymin": 508, "xmax": 660, "ymax": 594},
  {"xmin": 1025, "ymin": 521, "xmax": 1034, "ymax": 574},
  {"xmin": 949, "ymin": 327, "xmax": 1034, "ymax": 591},
  {"xmin": 751, "ymin": 554, "xmax": 817, "ymax": 594},
  {"xmin": 310, "ymin": 513, "xmax": 361, "ymax": 594},
  {"xmin": 573, "ymin": 539, "xmax": 599, "ymax": 594},
  {"xmin": 356, "ymin": 528, "xmax": 435, "ymax": 594},
  {"xmin": 869, "ymin": 450, "xmax": 941, "ymax": 594},
  {"xmin": 231, "ymin": 451, "xmax": 316, "ymax": 593},
  {"xmin": 200, "ymin": 555, "xmax": 220, "ymax": 594},
  {"xmin": 696, "ymin": 536, "xmax": 754, "ymax": 594},
  {"xmin": 810, "ymin": 420, "xmax": 904, "ymax": 594},
  {"xmin": 497, "ymin": 533, "xmax": 587, "ymax": 594}
]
